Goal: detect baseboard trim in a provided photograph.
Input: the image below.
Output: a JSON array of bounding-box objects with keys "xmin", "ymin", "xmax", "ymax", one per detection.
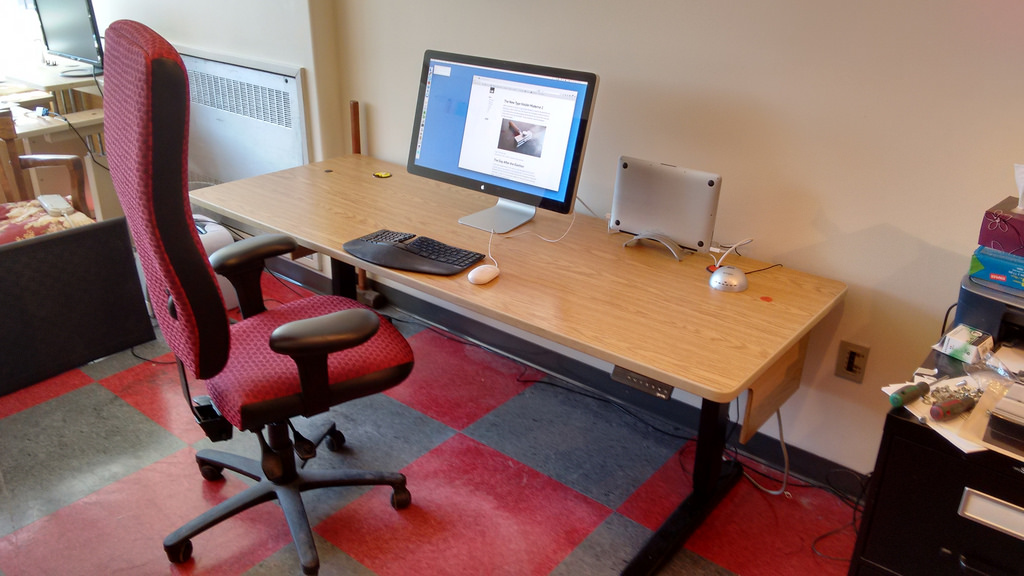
[{"xmin": 265, "ymin": 255, "xmax": 331, "ymax": 293}]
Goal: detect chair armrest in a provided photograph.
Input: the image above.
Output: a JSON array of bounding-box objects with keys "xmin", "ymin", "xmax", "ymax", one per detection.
[
  {"xmin": 209, "ymin": 233, "xmax": 297, "ymax": 271},
  {"xmin": 208, "ymin": 233, "xmax": 297, "ymax": 318},
  {"xmin": 269, "ymin": 308, "xmax": 379, "ymax": 356},
  {"xmin": 19, "ymin": 155, "xmax": 92, "ymax": 219},
  {"xmin": 269, "ymin": 308, "xmax": 380, "ymax": 415}
]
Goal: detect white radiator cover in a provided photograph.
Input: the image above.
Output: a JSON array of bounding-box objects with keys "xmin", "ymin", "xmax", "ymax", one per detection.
[{"xmin": 176, "ymin": 46, "xmax": 308, "ymax": 187}]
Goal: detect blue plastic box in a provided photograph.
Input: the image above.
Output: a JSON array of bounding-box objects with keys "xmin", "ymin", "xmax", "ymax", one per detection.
[{"xmin": 969, "ymin": 246, "xmax": 1024, "ymax": 293}]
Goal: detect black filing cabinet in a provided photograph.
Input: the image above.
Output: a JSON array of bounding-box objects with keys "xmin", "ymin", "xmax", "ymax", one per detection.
[{"xmin": 849, "ymin": 408, "xmax": 1024, "ymax": 576}]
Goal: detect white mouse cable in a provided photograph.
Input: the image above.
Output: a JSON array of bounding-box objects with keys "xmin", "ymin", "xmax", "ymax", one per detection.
[
  {"xmin": 712, "ymin": 238, "xmax": 753, "ymax": 268},
  {"xmin": 485, "ymin": 228, "xmax": 499, "ymax": 270}
]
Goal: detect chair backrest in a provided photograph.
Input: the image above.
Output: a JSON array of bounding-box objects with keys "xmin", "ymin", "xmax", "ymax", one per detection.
[{"xmin": 104, "ymin": 20, "xmax": 230, "ymax": 380}]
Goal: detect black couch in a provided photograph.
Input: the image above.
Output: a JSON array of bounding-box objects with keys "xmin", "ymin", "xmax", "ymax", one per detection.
[{"xmin": 0, "ymin": 217, "xmax": 155, "ymax": 395}]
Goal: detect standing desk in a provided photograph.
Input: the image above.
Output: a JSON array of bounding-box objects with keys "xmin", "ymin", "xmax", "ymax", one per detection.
[{"xmin": 189, "ymin": 153, "xmax": 847, "ymax": 574}]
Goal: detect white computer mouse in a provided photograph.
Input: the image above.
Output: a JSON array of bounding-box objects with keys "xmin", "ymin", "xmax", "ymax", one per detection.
[{"xmin": 468, "ymin": 264, "xmax": 500, "ymax": 285}]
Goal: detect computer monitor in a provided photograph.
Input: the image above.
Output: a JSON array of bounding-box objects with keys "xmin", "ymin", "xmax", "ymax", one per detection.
[
  {"xmin": 407, "ymin": 50, "xmax": 598, "ymax": 233},
  {"xmin": 35, "ymin": 0, "xmax": 104, "ymax": 77}
]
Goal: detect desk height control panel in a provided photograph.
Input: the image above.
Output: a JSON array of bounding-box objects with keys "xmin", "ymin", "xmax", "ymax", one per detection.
[{"xmin": 849, "ymin": 408, "xmax": 1024, "ymax": 576}]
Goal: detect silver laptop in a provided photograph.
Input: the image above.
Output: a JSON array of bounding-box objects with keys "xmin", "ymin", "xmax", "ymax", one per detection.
[{"xmin": 609, "ymin": 156, "xmax": 721, "ymax": 254}]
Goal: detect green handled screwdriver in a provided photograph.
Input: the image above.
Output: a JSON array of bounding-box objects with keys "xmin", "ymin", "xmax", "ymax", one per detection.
[{"xmin": 889, "ymin": 382, "xmax": 930, "ymax": 407}]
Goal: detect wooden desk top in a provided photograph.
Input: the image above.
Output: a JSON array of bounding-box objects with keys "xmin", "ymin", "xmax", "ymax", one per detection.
[
  {"xmin": 4, "ymin": 65, "xmax": 99, "ymax": 93},
  {"xmin": 8, "ymin": 105, "xmax": 104, "ymax": 139},
  {"xmin": 191, "ymin": 154, "xmax": 846, "ymax": 403}
]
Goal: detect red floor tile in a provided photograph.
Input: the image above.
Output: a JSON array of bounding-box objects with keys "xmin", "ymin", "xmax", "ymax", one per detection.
[
  {"xmin": 0, "ymin": 369, "xmax": 92, "ymax": 419},
  {"xmin": 0, "ymin": 289, "xmax": 857, "ymax": 575},
  {"xmin": 619, "ymin": 444, "xmax": 854, "ymax": 576},
  {"xmin": 685, "ymin": 458, "xmax": 855, "ymax": 576},
  {"xmin": 617, "ymin": 443, "xmax": 694, "ymax": 530},
  {"xmin": 101, "ymin": 353, "xmax": 210, "ymax": 444},
  {"xmin": 386, "ymin": 329, "xmax": 541, "ymax": 429},
  {"xmin": 0, "ymin": 448, "xmax": 291, "ymax": 576},
  {"xmin": 317, "ymin": 434, "xmax": 611, "ymax": 576}
]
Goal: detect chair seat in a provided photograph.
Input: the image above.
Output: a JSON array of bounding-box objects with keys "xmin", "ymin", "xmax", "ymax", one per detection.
[{"xmin": 207, "ymin": 295, "xmax": 414, "ymax": 429}]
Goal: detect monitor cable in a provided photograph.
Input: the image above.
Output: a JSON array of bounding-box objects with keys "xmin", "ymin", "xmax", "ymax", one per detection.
[
  {"xmin": 574, "ymin": 196, "xmax": 599, "ymax": 218},
  {"xmin": 503, "ymin": 209, "xmax": 577, "ymax": 244}
]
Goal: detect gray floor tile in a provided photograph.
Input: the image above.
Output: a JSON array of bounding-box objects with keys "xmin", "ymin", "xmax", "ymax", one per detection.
[
  {"xmin": 551, "ymin": 512, "xmax": 651, "ymax": 575},
  {"xmin": 464, "ymin": 382, "xmax": 688, "ymax": 509},
  {"xmin": 244, "ymin": 532, "xmax": 376, "ymax": 576},
  {"xmin": 78, "ymin": 326, "xmax": 170, "ymax": 382},
  {"xmin": 379, "ymin": 308, "xmax": 428, "ymax": 340},
  {"xmin": 553, "ymin": 512, "xmax": 737, "ymax": 576},
  {"xmin": 661, "ymin": 548, "xmax": 739, "ymax": 576},
  {"xmin": 188, "ymin": 393, "xmax": 456, "ymax": 526},
  {"xmin": 0, "ymin": 384, "xmax": 185, "ymax": 536}
]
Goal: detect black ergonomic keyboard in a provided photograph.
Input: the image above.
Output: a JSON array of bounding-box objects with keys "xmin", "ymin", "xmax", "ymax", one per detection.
[{"xmin": 343, "ymin": 229, "xmax": 485, "ymax": 275}]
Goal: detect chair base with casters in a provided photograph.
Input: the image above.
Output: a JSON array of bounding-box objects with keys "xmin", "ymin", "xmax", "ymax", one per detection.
[
  {"xmin": 164, "ymin": 422, "xmax": 411, "ymax": 575},
  {"xmin": 158, "ymin": 249, "xmax": 416, "ymax": 575}
]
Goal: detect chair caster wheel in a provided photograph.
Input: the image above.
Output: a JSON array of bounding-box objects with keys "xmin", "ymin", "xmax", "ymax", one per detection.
[
  {"xmin": 324, "ymin": 428, "xmax": 346, "ymax": 452},
  {"xmin": 391, "ymin": 487, "xmax": 412, "ymax": 509},
  {"xmin": 165, "ymin": 539, "xmax": 193, "ymax": 564},
  {"xmin": 199, "ymin": 463, "xmax": 223, "ymax": 481}
]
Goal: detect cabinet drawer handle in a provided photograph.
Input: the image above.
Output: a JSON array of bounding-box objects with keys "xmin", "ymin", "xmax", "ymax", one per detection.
[
  {"xmin": 958, "ymin": 487, "xmax": 1024, "ymax": 541},
  {"xmin": 958, "ymin": 553, "xmax": 1011, "ymax": 576}
]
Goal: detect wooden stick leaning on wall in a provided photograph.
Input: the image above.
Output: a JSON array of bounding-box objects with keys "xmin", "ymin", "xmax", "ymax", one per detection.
[
  {"xmin": 349, "ymin": 100, "xmax": 384, "ymax": 307},
  {"xmin": 350, "ymin": 100, "xmax": 361, "ymax": 155}
]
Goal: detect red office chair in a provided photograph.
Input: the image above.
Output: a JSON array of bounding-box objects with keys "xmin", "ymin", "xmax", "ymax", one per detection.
[{"xmin": 102, "ymin": 20, "xmax": 415, "ymax": 575}]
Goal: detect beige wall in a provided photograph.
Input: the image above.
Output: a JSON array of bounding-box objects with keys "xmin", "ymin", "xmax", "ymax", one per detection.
[
  {"xmin": 88, "ymin": 0, "xmax": 1024, "ymax": 472},
  {"xmin": 94, "ymin": 0, "xmax": 344, "ymax": 161},
  {"xmin": 331, "ymin": 0, "xmax": 1024, "ymax": 473}
]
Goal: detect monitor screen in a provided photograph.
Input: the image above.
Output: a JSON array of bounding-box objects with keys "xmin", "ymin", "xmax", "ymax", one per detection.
[
  {"xmin": 35, "ymin": 0, "xmax": 104, "ymax": 77},
  {"xmin": 407, "ymin": 50, "xmax": 598, "ymax": 233}
]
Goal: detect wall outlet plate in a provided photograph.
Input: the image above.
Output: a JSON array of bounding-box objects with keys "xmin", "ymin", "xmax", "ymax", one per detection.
[{"xmin": 836, "ymin": 340, "xmax": 869, "ymax": 383}]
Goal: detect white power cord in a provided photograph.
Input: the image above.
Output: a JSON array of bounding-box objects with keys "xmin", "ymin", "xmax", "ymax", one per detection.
[
  {"xmin": 711, "ymin": 238, "xmax": 753, "ymax": 268},
  {"xmin": 503, "ymin": 209, "xmax": 577, "ymax": 243},
  {"xmin": 482, "ymin": 211, "xmax": 578, "ymax": 271},
  {"xmin": 743, "ymin": 410, "xmax": 792, "ymax": 498}
]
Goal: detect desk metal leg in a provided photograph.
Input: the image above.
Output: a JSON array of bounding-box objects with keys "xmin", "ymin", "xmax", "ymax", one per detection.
[
  {"xmin": 622, "ymin": 398, "xmax": 742, "ymax": 576},
  {"xmin": 330, "ymin": 258, "xmax": 357, "ymax": 299}
]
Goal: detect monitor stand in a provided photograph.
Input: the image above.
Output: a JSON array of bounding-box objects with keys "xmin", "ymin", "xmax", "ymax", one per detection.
[{"xmin": 459, "ymin": 198, "xmax": 536, "ymax": 234}]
